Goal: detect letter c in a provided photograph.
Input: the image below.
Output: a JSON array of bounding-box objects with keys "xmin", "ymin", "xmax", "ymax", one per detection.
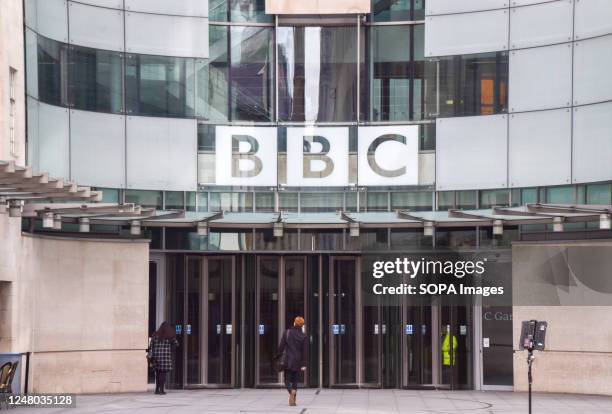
[{"xmin": 367, "ymin": 134, "xmax": 407, "ymax": 178}]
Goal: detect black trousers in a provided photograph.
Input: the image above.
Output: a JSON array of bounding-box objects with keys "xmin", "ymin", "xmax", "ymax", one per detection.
[
  {"xmin": 284, "ymin": 369, "xmax": 299, "ymax": 392},
  {"xmin": 155, "ymin": 369, "xmax": 168, "ymax": 393}
]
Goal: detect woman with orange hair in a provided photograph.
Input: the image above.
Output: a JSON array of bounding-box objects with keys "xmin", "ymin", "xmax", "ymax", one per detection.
[{"xmin": 276, "ymin": 316, "xmax": 307, "ymax": 406}]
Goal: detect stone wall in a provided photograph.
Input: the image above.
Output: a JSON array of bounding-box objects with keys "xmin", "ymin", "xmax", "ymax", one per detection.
[
  {"xmin": 513, "ymin": 241, "xmax": 612, "ymax": 395},
  {"xmin": 0, "ymin": 213, "xmax": 150, "ymax": 393},
  {"xmin": 0, "ymin": 0, "xmax": 26, "ymax": 165}
]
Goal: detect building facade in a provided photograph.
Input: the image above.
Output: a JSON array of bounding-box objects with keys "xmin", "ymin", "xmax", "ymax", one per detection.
[{"xmin": 15, "ymin": 0, "xmax": 612, "ymax": 393}]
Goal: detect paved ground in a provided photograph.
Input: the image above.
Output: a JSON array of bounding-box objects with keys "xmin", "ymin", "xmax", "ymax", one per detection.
[{"xmin": 10, "ymin": 389, "xmax": 612, "ymax": 413}]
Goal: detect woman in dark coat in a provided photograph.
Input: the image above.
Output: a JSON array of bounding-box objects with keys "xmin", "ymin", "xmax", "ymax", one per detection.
[
  {"xmin": 150, "ymin": 322, "xmax": 179, "ymax": 395},
  {"xmin": 277, "ymin": 316, "xmax": 307, "ymax": 406}
]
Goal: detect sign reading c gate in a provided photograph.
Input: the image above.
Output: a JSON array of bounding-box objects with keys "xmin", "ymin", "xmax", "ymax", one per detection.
[{"xmin": 215, "ymin": 125, "xmax": 418, "ymax": 187}]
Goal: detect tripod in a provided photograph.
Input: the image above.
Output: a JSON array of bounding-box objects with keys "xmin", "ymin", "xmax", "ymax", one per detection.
[{"xmin": 527, "ymin": 348, "xmax": 535, "ymax": 414}]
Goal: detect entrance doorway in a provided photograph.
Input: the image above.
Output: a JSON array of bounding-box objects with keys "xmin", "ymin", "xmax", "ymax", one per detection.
[
  {"xmin": 182, "ymin": 256, "xmax": 236, "ymax": 388},
  {"xmin": 256, "ymin": 256, "xmax": 307, "ymax": 386}
]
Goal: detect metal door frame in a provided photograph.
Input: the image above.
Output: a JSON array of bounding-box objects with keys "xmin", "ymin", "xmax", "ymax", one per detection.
[
  {"xmin": 401, "ymin": 296, "xmax": 437, "ymax": 389},
  {"xmin": 183, "ymin": 255, "xmax": 204, "ymax": 388},
  {"xmin": 201, "ymin": 255, "xmax": 236, "ymax": 388},
  {"xmin": 328, "ymin": 256, "xmax": 362, "ymax": 387},
  {"xmin": 255, "ymin": 255, "xmax": 308, "ymax": 387},
  {"xmin": 255, "ymin": 256, "xmax": 283, "ymax": 386}
]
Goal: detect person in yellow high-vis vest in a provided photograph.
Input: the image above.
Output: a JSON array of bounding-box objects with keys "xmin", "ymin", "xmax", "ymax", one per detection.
[{"xmin": 441, "ymin": 329, "xmax": 458, "ymax": 366}]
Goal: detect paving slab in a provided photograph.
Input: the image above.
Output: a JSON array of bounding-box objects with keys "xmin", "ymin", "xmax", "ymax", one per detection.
[{"xmin": 9, "ymin": 389, "xmax": 612, "ymax": 414}]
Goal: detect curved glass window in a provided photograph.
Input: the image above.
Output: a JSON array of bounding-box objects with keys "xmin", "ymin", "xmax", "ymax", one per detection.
[
  {"xmin": 38, "ymin": 35, "xmax": 66, "ymax": 106},
  {"xmin": 196, "ymin": 26, "xmax": 229, "ymax": 121},
  {"xmin": 69, "ymin": 45, "xmax": 123, "ymax": 113},
  {"xmin": 126, "ymin": 54, "xmax": 195, "ymax": 118},
  {"xmin": 371, "ymin": 0, "xmax": 424, "ymax": 22},
  {"xmin": 429, "ymin": 52, "xmax": 508, "ymax": 117},
  {"xmin": 230, "ymin": 26, "xmax": 274, "ymax": 121},
  {"xmin": 278, "ymin": 26, "xmax": 358, "ymax": 122},
  {"xmin": 210, "ymin": 0, "xmax": 271, "ymax": 23}
]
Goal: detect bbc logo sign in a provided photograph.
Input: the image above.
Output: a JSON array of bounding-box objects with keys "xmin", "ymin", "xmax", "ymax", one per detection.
[{"xmin": 215, "ymin": 126, "xmax": 418, "ymax": 187}]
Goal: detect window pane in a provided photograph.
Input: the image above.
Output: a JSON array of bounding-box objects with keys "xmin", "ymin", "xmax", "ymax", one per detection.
[
  {"xmin": 210, "ymin": 0, "xmax": 228, "ymax": 21},
  {"xmin": 279, "ymin": 192, "xmax": 298, "ymax": 212},
  {"xmin": 126, "ymin": 54, "xmax": 195, "ymax": 117},
  {"xmin": 436, "ymin": 228, "xmax": 477, "ymax": 249},
  {"xmin": 300, "ymin": 193, "xmax": 343, "ymax": 213},
  {"xmin": 255, "ymin": 229, "xmax": 298, "ymax": 250},
  {"xmin": 371, "ymin": 0, "xmax": 412, "ymax": 22},
  {"xmin": 165, "ymin": 191, "xmax": 185, "ymax": 210},
  {"xmin": 457, "ymin": 191, "xmax": 477, "ymax": 209},
  {"xmin": 419, "ymin": 124, "xmax": 436, "ymax": 150},
  {"xmin": 545, "ymin": 186, "xmax": 574, "ymax": 204},
  {"xmin": 230, "ymin": 26, "xmax": 274, "ymax": 121},
  {"xmin": 521, "ymin": 188, "xmax": 538, "ymax": 204},
  {"xmin": 391, "ymin": 229, "xmax": 432, "ymax": 249},
  {"xmin": 125, "ymin": 190, "xmax": 162, "ymax": 209},
  {"xmin": 480, "ymin": 189, "xmax": 510, "ymax": 209},
  {"xmin": 186, "ymin": 192, "xmax": 197, "ymax": 212},
  {"xmin": 230, "ymin": 0, "xmax": 271, "ymax": 23},
  {"xmin": 412, "ymin": 25, "xmax": 425, "ymax": 120},
  {"xmin": 96, "ymin": 188, "xmax": 119, "ymax": 203},
  {"xmin": 368, "ymin": 25, "xmax": 410, "ymax": 121},
  {"xmin": 278, "ymin": 26, "xmax": 357, "ymax": 122},
  {"xmin": 38, "ymin": 36, "xmax": 65, "ymax": 106},
  {"xmin": 69, "ymin": 45, "xmax": 122, "ymax": 113},
  {"xmin": 255, "ymin": 192, "xmax": 275, "ymax": 212},
  {"xmin": 198, "ymin": 124, "xmax": 216, "ymax": 152},
  {"xmin": 209, "ymin": 230, "xmax": 253, "ymax": 250},
  {"xmin": 197, "ymin": 192, "xmax": 209, "ymax": 212},
  {"xmin": 586, "ymin": 184, "xmax": 612, "ymax": 205},
  {"xmin": 438, "ymin": 191, "xmax": 455, "ymax": 210},
  {"xmin": 432, "ymin": 52, "xmax": 508, "ymax": 117},
  {"xmin": 367, "ymin": 192, "xmax": 388, "ymax": 212},
  {"xmin": 196, "ymin": 26, "xmax": 229, "ymax": 121},
  {"xmin": 391, "ymin": 191, "xmax": 432, "ymax": 211}
]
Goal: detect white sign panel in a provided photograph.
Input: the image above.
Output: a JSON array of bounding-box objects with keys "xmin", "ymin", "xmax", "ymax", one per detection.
[
  {"xmin": 358, "ymin": 125, "xmax": 419, "ymax": 186},
  {"xmin": 287, "ymin": 127, "xmax": 349, "ymax": 187},
  {"xmin": 215, "ymin": 126, "xmax": 277, "ymax": 186}
]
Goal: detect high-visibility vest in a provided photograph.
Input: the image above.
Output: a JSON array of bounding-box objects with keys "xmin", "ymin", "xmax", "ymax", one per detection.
[{"xmin": 442, "ymin": 333, "xmax": 458, "ymax": 366}]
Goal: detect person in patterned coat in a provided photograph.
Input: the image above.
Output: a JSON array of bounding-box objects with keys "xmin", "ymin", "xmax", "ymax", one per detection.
[{"xmin": 150, "ymin": 322, "xmax": 179, "ymax": 395}]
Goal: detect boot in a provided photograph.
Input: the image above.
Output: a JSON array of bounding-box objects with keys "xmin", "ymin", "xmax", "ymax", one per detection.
[{"xmin": 289, "ymin": 389, "xmax": 296, "ymax": 406}]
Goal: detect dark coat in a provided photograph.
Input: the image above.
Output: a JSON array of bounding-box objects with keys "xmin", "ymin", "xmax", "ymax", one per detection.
[
  {"xmin": 277, "ymin": 327, "xmax": 307, "ymax": 372},
  {"xmin": 151, "ymin": 336, "xmax": 178, "ymax": 371}
]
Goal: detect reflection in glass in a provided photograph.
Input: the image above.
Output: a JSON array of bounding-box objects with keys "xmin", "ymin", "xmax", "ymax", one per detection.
[
  {"xmin": 165, "ymin": 191, "xmax": 185, "ymax": 210},
  {"xmin": 196, "ymin": 26, "xmax": 228, "ymax": 121},
  {"xmin": 209, "ymin": 230, "xmax": 253, "ymax": 250},
  {"xmin": 367, "ymin": 192, "xmax": 389, "ymax": 212},
  {"xmin": 300, "ymin": 193, "xmax": 343, "ymax": 213},
  {"xmin": 480, "ymin": 189, "xmax": 510, "ymax": 209},
  {"xmin": 429, "ymin": 52, "xmax": 508, "ymax": 117},
  {"xmin": 69, "ymin": 45, "xmax": 122, "ymax": 113},
  {"xmin": 278, "ymin": 26, "xmax": 358, "ymax": 122},
  {"xmin": 258, "ymin": 258, "xmax": 279, "ymax": 383},
  {"xmin": 126, "ymin": 54, "xmax": 195, "ymax": 117},
  {"xmin": 255, "ymin": 192, "xmax": 275, "ymax": 212},
  {"xmin": 391, "ymin": 191, "xmax": 432, "ymax": 211},
  {"xmin": 210, "ymin": 192, "xmax": 254, "ymax": 212},
  {"xmin": 38, "ymin": 35, "xmax": 65, "ymax": 106},
  {"xmin": 230, "ymin": 0, "xmax": 271, "ymax": 23},
  {"xmin": 125, "ymin": 190, "xmax": 162, "ymax": 209},
  {"xmin": 371, "ymin": 0, "xmax": 412, "ymax": 22},
  {"xmin": 435, "ymin": 228, "xmax": 477, "ymax": 249},
  {"xmin": 206, "ymin": 258, "xmax": 233, "ymax": 384},
  {"xmin": 368, "ymin": 26, "xmax": 410, "ymax": 121},
  {"xmin": 230, "ymin": 26, "xmax": 274, "ymax": 121},
  {"xmin": 209, "ymin": 0, "xmax": 228, "ymax": 21}
]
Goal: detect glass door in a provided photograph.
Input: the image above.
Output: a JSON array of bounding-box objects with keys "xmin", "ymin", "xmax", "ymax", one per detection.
[
  {"xmin": 284, "ymin": 257, "xmax": 307, "ymax": 385},
  {"xmin": 329, "ymin": 257, "xmax": 360, "ymax": 386},
  {"xmin": 256, "ymin": 257, "xmax": 281, "ymax": 385},
  {"xmin": 402, "ymin": 300, "xmax": 433, "ymax": 388},
  {"xmin": 439, "ymin": 304, "xmax": 473, "ymax": 390},
  {"xmin": 203, "ymin": 256, "xmax": 235, "ymax": 387},
  {"xmin": 185, "ymin": 257, "xmax": 202, "ymax": 385}
]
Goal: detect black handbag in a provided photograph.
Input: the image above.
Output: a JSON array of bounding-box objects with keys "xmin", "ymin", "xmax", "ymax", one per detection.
[{"xmin": 274, "ymin": 330, "xmax": 290, "ymax": 372}]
